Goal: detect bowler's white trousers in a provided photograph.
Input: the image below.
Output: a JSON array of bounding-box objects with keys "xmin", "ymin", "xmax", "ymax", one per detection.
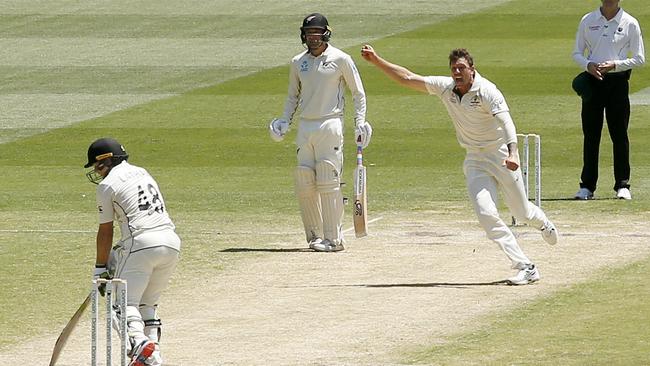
[{"xmin": 463, "ymin": 144, "xmax": 548, "ymax": 269}]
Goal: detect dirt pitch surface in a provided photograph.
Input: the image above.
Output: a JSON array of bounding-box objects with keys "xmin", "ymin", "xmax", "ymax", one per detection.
[{"xmin": 2, "ymin": 210, "xmax": 649, "ymax": 365}]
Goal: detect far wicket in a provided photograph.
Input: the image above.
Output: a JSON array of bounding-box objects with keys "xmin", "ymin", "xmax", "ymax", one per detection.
[
  {"xmin": 91, "ymin": 278, "xmax": 128, "ymax": 366},
  {"xmin": 512, "ymin": 133, "xmax": 541, "ymax": 226}
]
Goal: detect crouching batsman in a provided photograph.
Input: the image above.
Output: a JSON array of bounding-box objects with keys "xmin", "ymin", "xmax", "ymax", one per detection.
[
  {"xmin": 84, "ymin": 138, "xmax": 180, "ymax": 365},
  {"xmin": 361, "ymin": 45, "xmax": 559, "ymax": 285}
]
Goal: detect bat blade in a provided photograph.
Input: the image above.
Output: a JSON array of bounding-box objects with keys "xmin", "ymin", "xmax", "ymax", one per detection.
[
  {"xmin": 49, "ymin": 294, "xmax": 91, "ymax": 366},
  {"xmin": 353, "ymin": 164, "xmax": 368, "ymax": 238}
]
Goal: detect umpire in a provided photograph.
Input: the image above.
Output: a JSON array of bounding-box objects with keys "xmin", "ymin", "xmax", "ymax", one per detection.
[{"xmin": 572, "ymin": 0, "xmax": 645, "ymax": 200}]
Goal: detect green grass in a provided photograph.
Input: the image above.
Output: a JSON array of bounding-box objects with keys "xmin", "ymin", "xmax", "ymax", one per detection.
[
  {"xmin": 1, "ymin": 0, "xmax": 650, "ymax": 363},
  {"xmin": 407, "ymin": 256, "xmax": 650, "ymax": 365}
]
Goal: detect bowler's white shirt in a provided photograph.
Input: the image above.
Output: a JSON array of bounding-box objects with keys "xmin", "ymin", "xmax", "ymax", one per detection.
[
  {"xmin": 283, "ymin": 44, "xmax": 366, "ymax": 124},
  {"xmin": 572, "ymin": 7, "xmax": 645, "ymax": 72},
  {"xmin": 424, "ymin": 72, "xmax": 510, "ymax": 150},
  {"xmin": 96, "ymin": 161, "xmax": 179, "ymax": 251}
]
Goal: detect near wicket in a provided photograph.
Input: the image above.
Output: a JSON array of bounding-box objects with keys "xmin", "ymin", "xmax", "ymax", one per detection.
[
  {"xmin": 512, "ymin": 133, "xmax": 541, "ymax": 226},
  {"xmin": 91, "ymin": 278, "xmax": 128, "ymax": 366}
]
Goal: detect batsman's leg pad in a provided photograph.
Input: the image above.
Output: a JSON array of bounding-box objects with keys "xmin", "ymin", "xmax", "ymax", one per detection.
[
  {"xmin": 126, "ymin": 305, "xmax": 148, "ymax": 352},
  {"xmin": 140, "ymin": 305, "xmax": 162, "ymax": 343},
  {"xmin": 316, "ymin": 160, "xmax": 344, "ymax": 243},
  {"xmin": 295, "ymin": 166, "xmax": 323, "ymax": 242}
]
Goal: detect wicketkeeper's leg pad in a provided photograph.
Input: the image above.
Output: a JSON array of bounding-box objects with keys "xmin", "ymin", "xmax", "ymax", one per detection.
[
  {"xmin": 316, "ymin": 160, "xmax": 344, "ymax": 243},
  {"xmin": 295, "ymin": 166, "xmax": 323, "ymax": 242}
]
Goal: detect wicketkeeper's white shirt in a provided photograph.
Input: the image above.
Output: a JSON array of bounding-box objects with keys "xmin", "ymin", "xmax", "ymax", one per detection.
[
  {"xmin": 96, "ymin": 161, "xmax": 180, "ymax": 252},
  {"xmin": 283, "ymin": 44, "xmax": 366, "ymax": 124},
  {"xmin": 572, "ymin": 7, "xmax": 645, "ymax": 72},
  {"xmin": 424, "ymin": 72, "xmax": 510, "ymax": 151}
]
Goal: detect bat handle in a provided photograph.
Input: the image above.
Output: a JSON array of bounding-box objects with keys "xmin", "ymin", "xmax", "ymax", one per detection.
[{"xmin": 356, "ymin": 144, "xmax": 363, "ymax": 166}]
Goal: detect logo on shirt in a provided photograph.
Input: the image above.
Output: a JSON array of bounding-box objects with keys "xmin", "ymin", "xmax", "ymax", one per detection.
[
  {"xmin": 469, "ymin": 95, "xmax": 481, "ymax": 107},
  {"xmin": 589, "ymin": 25, "xmax": 600, "ymax": 31},
  {"xmin": 300, "ymin": 60, "xmax": 309, "ymax": 72},
  {"xmin": 617, "ymin": 27, "xmax": 623, "ymax": 33}
]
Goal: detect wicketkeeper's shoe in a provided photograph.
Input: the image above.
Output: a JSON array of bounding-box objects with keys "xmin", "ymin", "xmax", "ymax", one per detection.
[
  {"xmin": 308, "ymin": 237, "xmax": 323, "ymax": 250},
  {"xmin": 129, "ymin": 340, "xmax": 156, "ymax": 366},
  {"xmin": 574, "ymin": 187, "xmax": 594, "ymax": 200},
  {"xmin": 311, "ymin": 239, "xmax": 345, "ymax": 252},
  {"xmin": 540, "ymin": 220, "xmax": 559, "ymax": 245},
  {"xmin": 507, "ymin": 264, "xmax": 540, "ymax": 285}
]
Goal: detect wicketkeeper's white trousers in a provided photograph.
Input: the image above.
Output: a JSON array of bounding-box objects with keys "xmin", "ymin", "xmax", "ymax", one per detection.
[{"xmin": 464, "ymin": 145, "xmax": 548, "ymax": 269}]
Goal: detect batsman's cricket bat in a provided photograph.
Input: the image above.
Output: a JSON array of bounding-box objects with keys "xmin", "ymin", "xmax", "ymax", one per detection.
[
  {"xmin": 49, "ymin": 294, "xmax": 91, "ymax": 366},
  {"xmin": 353, "ymin": 138, "xmax": 368, "ymax": 238}
]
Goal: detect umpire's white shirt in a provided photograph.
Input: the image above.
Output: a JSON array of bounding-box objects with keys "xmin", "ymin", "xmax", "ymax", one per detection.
[
  {"xmin": 283, "ymin": 44, "xmax": 366, "ymax": 123},
  {"xmin": 572, "ymin": 7, "xmax": 645, "ymax": 72},
  {"xmin": 96, "ymin": 161, "xmax": 180, "ymax": 252},
  {"xmin": 424, "ymin": 72, "xmax": 509, "ymax": 151}
]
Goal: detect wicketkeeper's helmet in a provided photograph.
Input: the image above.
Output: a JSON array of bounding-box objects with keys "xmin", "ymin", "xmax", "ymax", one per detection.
[
  {"xmin": 300, "ymin": 13, "xmax": 331, "ymax": 44},
  {"xmin": 84, "ymin": 137, "xmax": 129, "ymax": 168}
]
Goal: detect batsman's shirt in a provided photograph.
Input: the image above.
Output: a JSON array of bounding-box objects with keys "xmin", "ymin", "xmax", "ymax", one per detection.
[
  {"xmin": 96, "ymin": 161, "xmax": 180, "ymax": 252},
  {"xmin": 424, "ymin": 72, "xmax": 510, "ymax": 151},
  {"xmin": 283, "ymin": 44, "xmax": 366, "ymax": 124}
]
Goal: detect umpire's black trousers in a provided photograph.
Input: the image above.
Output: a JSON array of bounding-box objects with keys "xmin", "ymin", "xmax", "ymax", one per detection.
[{"xmin": 580, "ymin": 70, "xmax": 631, "ymax": 193}]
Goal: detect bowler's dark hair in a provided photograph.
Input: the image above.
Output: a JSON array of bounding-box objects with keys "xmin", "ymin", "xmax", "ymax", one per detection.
[{"xmin": 449, "ymin": 48, "xmax": 474, "ymax": 67}]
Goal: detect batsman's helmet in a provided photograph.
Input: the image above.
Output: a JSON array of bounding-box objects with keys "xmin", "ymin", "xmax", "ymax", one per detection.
[
  {"xmin": 84, "ymin": 137, "xmax": 128, "ymax": 168},
  {"xmin": 300, "ymin": 13, "xmax": 331, "ymax": 44}
]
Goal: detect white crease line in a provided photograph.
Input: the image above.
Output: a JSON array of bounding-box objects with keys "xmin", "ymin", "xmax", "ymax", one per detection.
[
  {"xmin": 0, "ymin": 229, "xmax": 93, "ymax": 233},
  {"xmin": 343, "ymin": 216, "xmax": 384, "ymax": 234}
]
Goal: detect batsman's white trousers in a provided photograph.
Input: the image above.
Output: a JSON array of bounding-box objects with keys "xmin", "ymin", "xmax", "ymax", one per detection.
[
  {"xmin": 295, "ymin": 117, "xmax": 344, "ymax": 170},
  {"xmin": 464, "ymin": 144, "xmax": 548, "ymax": 269},
  {"xmin": 112, "ymin": 229, "xmax": 180, "ymax": 344}
]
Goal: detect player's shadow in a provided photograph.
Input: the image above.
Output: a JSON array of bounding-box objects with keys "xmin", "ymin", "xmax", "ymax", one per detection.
[
  {"xmin": 361, "ymin": 280, "xmax": 510, "ymax": 288},
  {"xmin": 220, "ymin": 247, "xmax": 313, "ymax": 253},
  {"xmin": 284, "ymin": 280, "xmax": 511, "ymax": 289}
]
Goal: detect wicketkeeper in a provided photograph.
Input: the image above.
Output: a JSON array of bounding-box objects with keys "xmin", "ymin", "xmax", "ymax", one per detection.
[
  {"xmin": 85, "ymin": 138, "xmax": 180, "ymax": 366},
  {"xmin": 269, "ymin": 13, "xmax": 372, "ymax": 252}
]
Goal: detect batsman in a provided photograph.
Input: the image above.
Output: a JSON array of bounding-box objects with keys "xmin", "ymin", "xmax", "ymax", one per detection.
[
  {"xmin": 84, "ymin": 138, "xmax": 180, "ymax": 365},
  {"xmin": 269, "ymin": 13, "xmax": 372, "ymax": 252}
]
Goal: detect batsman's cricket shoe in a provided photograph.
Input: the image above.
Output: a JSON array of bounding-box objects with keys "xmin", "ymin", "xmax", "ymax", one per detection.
[
  {"xmin": 308, "ymin": 237, "xmax": 323, "ymax": 250},
  {"xmin": 311, "ymin": 239, "xmax": 345, "ymax": 252},
  {"xmin": 616, "ymin": 188, "xmax": 632, "ymax": 200},
  {"xmin": 129, "ymin": 340, "xmax": 156, "ymax": 366},
  {"xmin": 507, "ymin": 264, "xmax": 540, "ymax": 285},
  {"xmin": 540, "ymin": 220, "xmax": 559, "ymax": 245}
]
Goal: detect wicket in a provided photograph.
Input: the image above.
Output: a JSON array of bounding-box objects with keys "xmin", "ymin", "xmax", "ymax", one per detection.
[
  {"xmin": 91, "ymin": 278, "xmax": 128, "ymax": 366},
  {"xmin": 512, "ymin": 133, "xmax": 541, "ymax": 226}
]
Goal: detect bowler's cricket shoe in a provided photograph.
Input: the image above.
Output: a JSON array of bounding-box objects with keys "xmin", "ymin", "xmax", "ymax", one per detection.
[
  {"xmin": 540, "ymin": 220, "xmax": 559, "ymax": 245},
  {"xmin": 507, "ymin": 264, "xmax": 540, "ymax": 285},
  {"xmin": 129, "ymin": 340, "xmax": 156, "ymax": 366}
]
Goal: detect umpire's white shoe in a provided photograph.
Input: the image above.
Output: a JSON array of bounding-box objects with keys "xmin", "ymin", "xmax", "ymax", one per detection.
[
  {"xmin": 311, "ymin": 239, "xmax": 345, "ymax": 252},
  {"xmin": 507, "ymin": 264, "xmax": 540, "ymax": 285},
  {"xmin": 540, "ymin": 220, "xmax": 559, "ymax": 245},
  {"xmin": 129, "ymin": 340, "xmax": 156, "ymax": 366},
  {"xmin": 616, "ymin": 188, "xmax": 632, "ymax": 200},
  {"xmin": 574, "ymin": 187, "xmax": 594, "ymax": 200},
  {"xmin": 308, "ymin": 237, "xmax": 323, "ymax": 250}
]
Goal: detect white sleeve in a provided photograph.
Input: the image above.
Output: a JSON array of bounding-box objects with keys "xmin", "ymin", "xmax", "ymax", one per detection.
[
  {"xmin": 96, "ymin": 184, "xmax": 114, "ymax": 224},
  {"xmin": 341, "ymin": 55, "xmax": 366, "ymax": 125},
  {"xmin": 494, "ymin": 112, "xmax": 518, "ymax": 145},
  {"xmin": 282, "ymin": 61, "xmax": 300, "ymax": 122},
  {"xmin": 423, "ymin": 76, "xmax": 449, "ymax": 96},
  {"xmin": 614, "ymin": 21, "xmax": 646, "ymax": 71},
  {"xmin": 572, "ymin": 15, "xmax": 590, "ymax": 70}
]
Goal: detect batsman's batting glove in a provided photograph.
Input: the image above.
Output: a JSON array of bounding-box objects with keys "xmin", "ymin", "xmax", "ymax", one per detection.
[
  {"xmin": 355, "ymin": 120, "xmax": 372, "ymax": 148},
  {"xmin": 93, "ymin": 265, "xmax": 112, "ymax": 297},
  {"xmin": 269, "ymin": 118, "xmax": 290, "ymax": 142}
]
